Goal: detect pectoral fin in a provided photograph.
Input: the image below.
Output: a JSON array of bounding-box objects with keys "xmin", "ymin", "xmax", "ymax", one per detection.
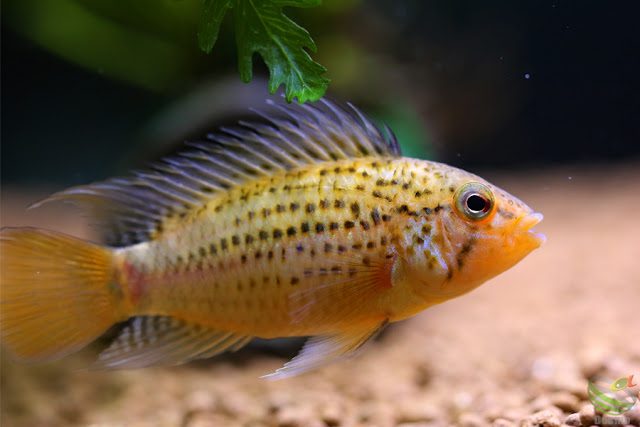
[
  {"xmin": 262, "ymin": 319, "xmax": 389, "ymax": 380},
  {"xmin": 288, "ymin": 237, "xmax": 396, "ymax": 326}
]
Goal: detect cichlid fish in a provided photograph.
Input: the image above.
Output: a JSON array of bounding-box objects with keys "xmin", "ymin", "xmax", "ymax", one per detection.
[{"xmin": 0, "ymin": 99, "xmax": 545, "ymax": 378}]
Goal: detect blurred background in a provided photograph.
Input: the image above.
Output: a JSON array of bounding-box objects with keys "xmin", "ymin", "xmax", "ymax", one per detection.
[{"xmin": 2, "ymin": 0, "xmax": 638, "ymax": 188}]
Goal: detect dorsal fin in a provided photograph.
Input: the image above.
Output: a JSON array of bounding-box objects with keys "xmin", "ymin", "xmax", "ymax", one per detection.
[{"xmin": 32, "ymin": 98, "xmax": 401, "ymax": 246}]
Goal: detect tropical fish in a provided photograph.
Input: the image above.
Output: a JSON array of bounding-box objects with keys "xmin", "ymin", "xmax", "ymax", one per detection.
[{"xmin": 0, "ymin": 99, "xmax": 545, "ymax": 378}]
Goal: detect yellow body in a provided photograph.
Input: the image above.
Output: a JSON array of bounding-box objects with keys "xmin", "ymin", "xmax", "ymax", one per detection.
[{"xmin": 0, "ymin": 100, "xmax": 544, "ymax": 377}]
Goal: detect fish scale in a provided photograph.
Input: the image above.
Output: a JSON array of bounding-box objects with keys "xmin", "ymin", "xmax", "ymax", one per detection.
[{"xmin": 0, "ymin": 99, "xmax": 545, "ymax": 378}]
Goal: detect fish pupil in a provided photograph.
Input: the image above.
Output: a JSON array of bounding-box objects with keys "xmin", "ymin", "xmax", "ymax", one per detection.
[{"xmin": 466, "ymin": 194, "xmax": 488, "ymax": 213}]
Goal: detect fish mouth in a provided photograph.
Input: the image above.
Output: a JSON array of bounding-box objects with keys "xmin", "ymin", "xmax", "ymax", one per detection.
[{"xmin": 516, "ymin": 212, "xmax": 546, "ymax": 246}]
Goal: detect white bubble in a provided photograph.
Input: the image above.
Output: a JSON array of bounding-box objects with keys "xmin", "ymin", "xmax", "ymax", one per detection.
[
  {"xmin": 454, "ymin": 392, "xmax": 472, "ymax": 409},
  {"xmin": 531, "ymin": 357, "xmax": 554, "ymax": 380}
]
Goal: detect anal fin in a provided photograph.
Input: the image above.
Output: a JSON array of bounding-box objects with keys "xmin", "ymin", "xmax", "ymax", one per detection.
[
  {"xmin": 92, "ymin": 316, "xmax": 252, "ymax": 370},
  {"xmin": 262, "ymin": 319, "xmax": 389, "ymax": 380}
]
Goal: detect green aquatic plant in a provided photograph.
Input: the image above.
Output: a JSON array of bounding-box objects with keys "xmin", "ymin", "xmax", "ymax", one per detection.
[
  {"xmin": 4, "ymin": 0, "xmax": 330, "ymax": 101},
  {"xmin": 198, "ymin": 0, "xmax": 329, "ymax": 103}
]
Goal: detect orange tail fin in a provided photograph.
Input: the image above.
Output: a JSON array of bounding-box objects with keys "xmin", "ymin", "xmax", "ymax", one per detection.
[{"xmin": 0, "ymin": 227, "xmax": 122, "ymax": 363}]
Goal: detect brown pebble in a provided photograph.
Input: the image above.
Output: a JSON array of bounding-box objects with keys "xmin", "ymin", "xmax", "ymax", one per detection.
[
  {"xmin": 569, "ymin": 382, "xmax": 590, "ymax": 401},
  {"xmin": 185, "ymin": 390, "xmax": 215, "ymax": 412},
  {"xmin": 520, "ymin": 409, "xmax": 561, "ymax": 427},
  {"xmin": 276, "ymin": 406, "xmax": 323, "ymax": 427},
  {"xmin": 358, "ymin": 401, "xmax": 395, "ymax": 426},
  {"xmin": 320, "ymin": 400, "xmax": 343, "ymax": 427},
  {"xmin": 578, "ymin": 345, "xmax": 609, "ymax": 379},
  {"xmin": 396, "ymin": 400, "xmax": 440, "ymax": 423},
  {"xmin": 564, "ymin": 413, "xmax": 582, "ymax": 426},
  {"xmin": 503, "ymin": 408, "xmax": 529, "ymax": 421},
  {"xmin": 217, "ymin": 394, "xmax": 251, "ymax": 418},
  {"xmin": 530, "ymin": 396, "xmax": 553, "ymax": 413},
  {"xmin": 484, "ymin": 403, "xmax": 504, "ymax": 421},
  {"xmin": 578, "ymin": 405, "xmax": 596, "ymax": 426},
  {"xmin": 492, "ymin": 419, "xmax": 515, "ymax": 427},
  {"xmin": 396, "ymin": 423, "xmax": 442, "ymax": 427},
  {"xmin": 187, "ymin": 412, "xmax": 236, "ymax": 427},
  {"xmin": 550, "ymin": 391, "xmax": 580, "ymax": 413},
  {"xmin": 458, "ymin": 412, "xmax": 486, "ymax": 427}
]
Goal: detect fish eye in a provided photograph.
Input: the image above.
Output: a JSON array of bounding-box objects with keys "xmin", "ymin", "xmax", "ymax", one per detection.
[
  {"xmin": 454, "ymin": 182, "xmax": 494, "ymax": 222},
  {"xmin": 466, "ymin": 194, "xmax": 488, "ymax": 213}
]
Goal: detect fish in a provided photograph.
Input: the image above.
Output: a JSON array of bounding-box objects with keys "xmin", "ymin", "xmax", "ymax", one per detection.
[{"xmin": 0, "ymin": 99, "xmax": 545, "ymax": 379}]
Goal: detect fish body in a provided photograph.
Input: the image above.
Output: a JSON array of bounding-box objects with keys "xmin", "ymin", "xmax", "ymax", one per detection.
[{"xmin": 0, "ymin": 100, "xmax": 545, "ymax": 378}]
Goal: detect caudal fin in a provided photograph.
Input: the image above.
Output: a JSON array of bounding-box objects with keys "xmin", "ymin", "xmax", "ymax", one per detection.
[{"xmin": 0, "ymin": 227, "xmax": 121, "ymax": 363}]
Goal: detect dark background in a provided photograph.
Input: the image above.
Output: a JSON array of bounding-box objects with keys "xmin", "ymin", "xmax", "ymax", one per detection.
[{"xmin": 2, "ymin": 1, "xmax": 638, "ymax": 187}]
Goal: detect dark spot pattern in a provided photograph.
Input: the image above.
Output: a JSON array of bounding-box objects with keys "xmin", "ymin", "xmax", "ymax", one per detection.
[{"xmin": 371, "ymin": 209, "xmax": 381, "ymax": 225}]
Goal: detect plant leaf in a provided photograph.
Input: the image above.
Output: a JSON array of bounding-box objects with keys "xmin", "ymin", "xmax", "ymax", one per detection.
[
  {"xmin": 198, "ymin": 0, "xmax": 233, "ymax": 54},
  {"xmin": 233, "ymin": 0, "xmax": 329, "ymax": 103}
]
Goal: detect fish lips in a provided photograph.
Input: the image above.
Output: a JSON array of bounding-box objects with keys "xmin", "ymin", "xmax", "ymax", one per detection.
[{"xmin": 515, "ymin": 212, "xmax": 546, "ymax": 247}]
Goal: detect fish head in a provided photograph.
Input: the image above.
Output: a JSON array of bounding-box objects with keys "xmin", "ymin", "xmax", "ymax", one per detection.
[{"xmin": 401, "ymin": 170, "xmax": 545, "ymax": 304}]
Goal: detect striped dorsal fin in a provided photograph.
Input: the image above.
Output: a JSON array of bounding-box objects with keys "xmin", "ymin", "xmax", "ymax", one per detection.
[{"xmin": 33, "ymin": 99, "xmax": 401, "ymax": 246}]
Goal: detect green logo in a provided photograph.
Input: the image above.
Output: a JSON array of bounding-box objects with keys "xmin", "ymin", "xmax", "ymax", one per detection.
[{"xmin": 588, "ymin": 375, "xmax": 637, "ymax": 415}]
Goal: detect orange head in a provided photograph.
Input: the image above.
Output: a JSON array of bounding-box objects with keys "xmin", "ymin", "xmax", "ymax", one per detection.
[{"xmin": 393, "ymin": 163, "xmax": 545, "ymax": 306}]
